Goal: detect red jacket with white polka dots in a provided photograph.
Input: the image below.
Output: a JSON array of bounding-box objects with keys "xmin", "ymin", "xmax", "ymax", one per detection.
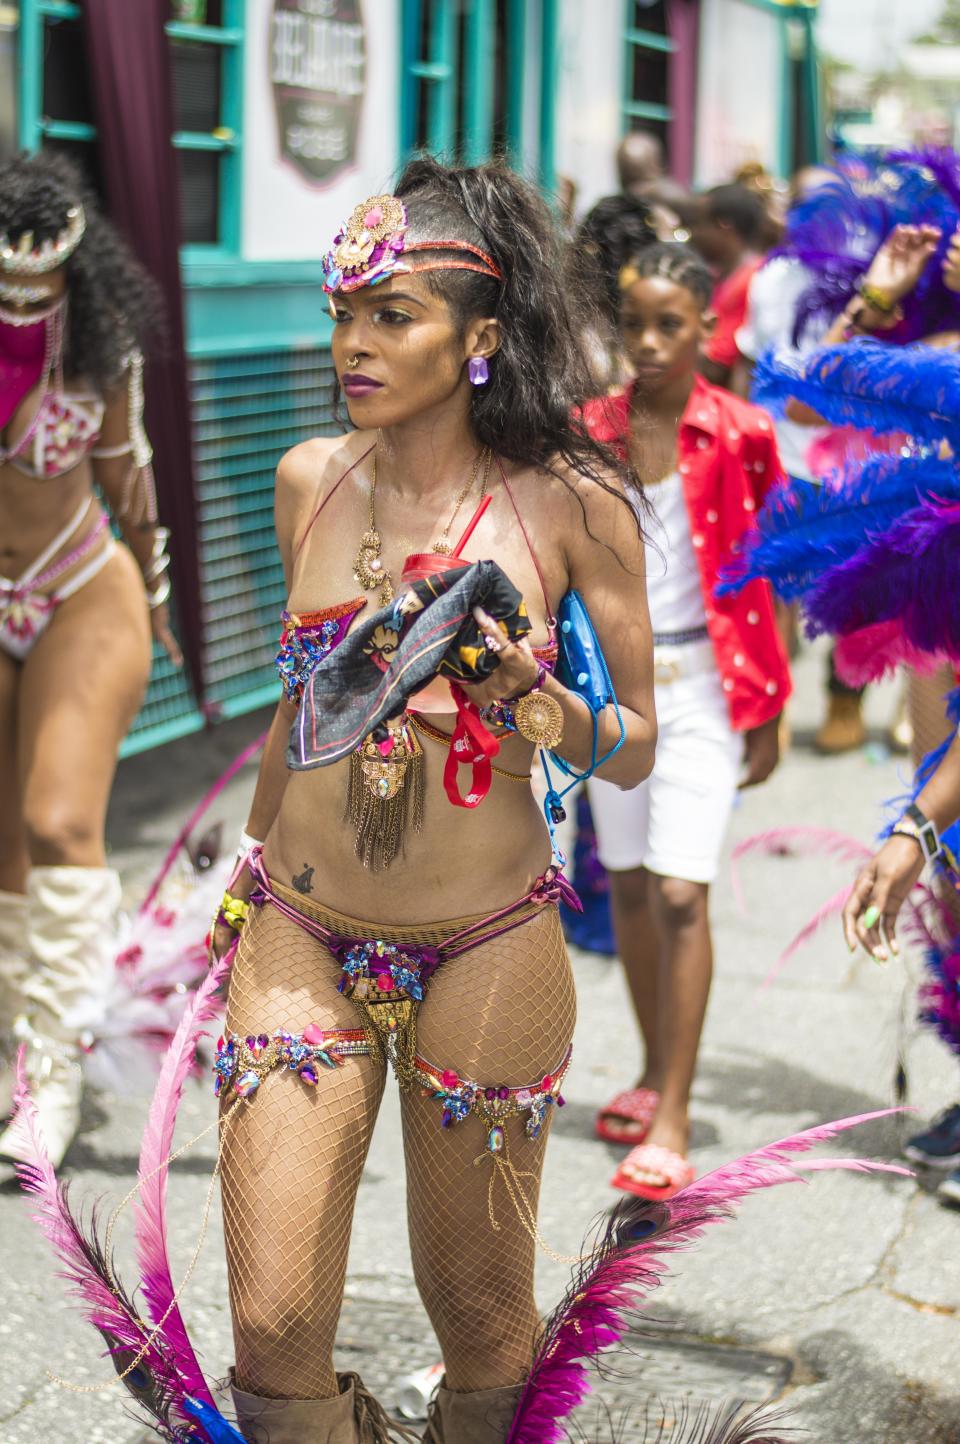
[{"xmin": 581, "ymin": 373, "xmax": 791, "ymax": 733}]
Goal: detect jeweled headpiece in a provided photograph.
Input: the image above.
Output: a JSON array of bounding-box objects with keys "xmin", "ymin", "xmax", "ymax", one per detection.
[
  {"xmin": 322, "ymin": 192, "xmax": 503, "ymax": 295},
  {"xmin": 0, "ymin": 204, "xmax": 86, "ymax": 275}
]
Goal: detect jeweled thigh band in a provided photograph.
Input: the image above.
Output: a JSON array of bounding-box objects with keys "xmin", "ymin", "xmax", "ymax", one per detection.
[{"xmin": 243, "ymin": 846, "xmax": 579, "ymax": 1085}]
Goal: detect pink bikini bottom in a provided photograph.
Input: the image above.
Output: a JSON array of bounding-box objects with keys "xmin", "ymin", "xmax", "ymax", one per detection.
[{"xmin": 0, "ymin": 498, "xmax": 113, "ymax": 661}]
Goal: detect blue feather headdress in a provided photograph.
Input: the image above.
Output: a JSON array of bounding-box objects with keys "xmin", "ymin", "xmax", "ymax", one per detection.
[
  {"xmin": 803, "ymin": 496, "xmax": 960, "ymax": 652},
  {"xmin": 778, "ymin": 148, "xmax": 960, "ymax": 344},
  {"xmin": 752, "ymin": 340, "xmax": 960, "ymax": 450},
  {"xmin": 718, "ymin": 452, "xmax": 960, "ymax": 600}
]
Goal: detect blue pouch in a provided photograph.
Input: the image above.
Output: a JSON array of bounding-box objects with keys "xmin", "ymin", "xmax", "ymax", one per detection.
[{"xmin": 541, "ymin": 590, "xmax": 626, "ymax": 864}]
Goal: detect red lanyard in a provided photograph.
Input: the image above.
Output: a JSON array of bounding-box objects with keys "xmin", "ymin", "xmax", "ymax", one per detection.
[{"xmin": 443, "ymin": 683, "xmax": 501, "ymax": 809}]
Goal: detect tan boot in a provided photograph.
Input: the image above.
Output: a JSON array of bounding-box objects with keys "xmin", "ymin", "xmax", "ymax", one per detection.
[
  {"xmin": 0, "ymin": 866, "xmax": 121, "ymax": 1169},
  {"xmin": 0, "ymin": 890, "xmax": 29, "ymax": 1119},
  {"xmin": 814, "ymin": 694, "xmax": 865, "ymax": 755},
  {"xmin": 421, "ymin": 1381, "xmax": 524, "ymax": 1443},
  {"xmin": 231, "ymin": 1371, "xmax": 416, "ymax": 1444}
]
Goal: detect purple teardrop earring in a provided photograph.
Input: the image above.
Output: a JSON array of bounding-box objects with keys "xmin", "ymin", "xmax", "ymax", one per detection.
[{"xmin": 468, "ymin": 355, "xmax": 490, "ymax": 387}]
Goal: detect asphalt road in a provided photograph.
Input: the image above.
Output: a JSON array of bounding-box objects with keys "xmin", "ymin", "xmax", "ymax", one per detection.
[{"xmin": 3, "ymin": 640, "xmax": 958, "ymax": 1443}]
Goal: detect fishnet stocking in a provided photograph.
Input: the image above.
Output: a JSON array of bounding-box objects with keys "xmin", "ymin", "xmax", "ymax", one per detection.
[
  {"xmin": 403, "ymin": 907, "xmax": 576, "ymax": 1392},
  {"xmin": 220, "ymin": 899, "xmax": 387, "ymax": 1400},
  {"xmin": 220, "ymin": 881, "xmax": 576, "ymax": 1404}
]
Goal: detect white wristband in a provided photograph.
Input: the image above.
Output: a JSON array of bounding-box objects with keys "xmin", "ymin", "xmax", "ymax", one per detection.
[{"xmin": 237, "ymin": 827, "xmax": 263, "ymax": 861}]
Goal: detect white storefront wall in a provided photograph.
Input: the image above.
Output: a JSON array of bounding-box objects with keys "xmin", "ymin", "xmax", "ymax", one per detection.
[
  {"xmin": 555, "ymin": 0, "xmax": 623, "ymax": 214},
  {"xmin": 242, "ymin": 0, "xmax": 400, "ymax": 262},
  {"xmin": 695, "ymin": 0, "xmax": 781, "ymax": 185}
]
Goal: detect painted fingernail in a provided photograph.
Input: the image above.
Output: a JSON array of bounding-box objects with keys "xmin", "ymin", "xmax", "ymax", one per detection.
[
  {"xmin": 862, "ymin": 905, "xmax": 881, "ymax": 929},
  {"xmin": 873, "ymin": 949, "xmax": 888, "ymax": 964}
]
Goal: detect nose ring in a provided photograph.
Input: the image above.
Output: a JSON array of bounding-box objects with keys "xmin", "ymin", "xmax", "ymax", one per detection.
[{"xmin": 346, "ymin": 355, "xmax": 361, "ymax": 370}]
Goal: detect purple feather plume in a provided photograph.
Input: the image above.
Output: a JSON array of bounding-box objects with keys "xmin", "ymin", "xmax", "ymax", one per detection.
[
  {"xmin": 506, "ymin": 1113, "xmax": 909, "ymax": 1444},
  {"xmin": 132, "ymin": 952, "xmax": 233, "ymax": 1409},
  {"xmin": 804, "ymin": 498, "xmax": 960, "ymax": 655}
]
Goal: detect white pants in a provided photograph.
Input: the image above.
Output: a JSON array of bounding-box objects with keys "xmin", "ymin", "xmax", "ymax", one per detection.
[{"xmin": 589, "ymin": 654, "xmax": 744, "ymax": 884}]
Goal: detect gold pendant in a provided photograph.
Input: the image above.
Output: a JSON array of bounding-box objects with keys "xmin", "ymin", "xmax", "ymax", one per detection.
[
  {"xmin": 353, "ymin": 528, "xmax": 394, "ymax": 605},
  {"xmin": 352, "ymin": 994, "xmax": 419, "ymax": 1088},
  {"xmin": 347, "ymin": 718, "xmax": 424, "ymax": 870},
  {"xmin": 514, "ymin": 689, "xmax": 565, "ymax": 749}
]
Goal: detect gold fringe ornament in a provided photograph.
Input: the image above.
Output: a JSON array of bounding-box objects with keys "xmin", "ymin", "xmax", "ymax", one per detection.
[{"xmin": 348, "ymin": 716, "xmax": 424, "ymax": 870}]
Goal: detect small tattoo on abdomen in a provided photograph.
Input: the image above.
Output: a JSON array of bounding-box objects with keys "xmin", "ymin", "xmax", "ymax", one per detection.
[{"xmin": 292, "ymin": 864, "xmax": 314, "ymax": 894}]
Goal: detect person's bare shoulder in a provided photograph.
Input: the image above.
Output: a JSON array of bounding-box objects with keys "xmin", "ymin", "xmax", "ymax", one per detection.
[
  {"xmin": 507, "ymin": 454, "xmax": 642, "ymax": 583},
  {"xmin": 275, "ymin": 432, "xmax": 371, "ymax": 556}
]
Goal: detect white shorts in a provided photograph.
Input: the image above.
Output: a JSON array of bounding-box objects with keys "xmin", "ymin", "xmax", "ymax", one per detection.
[{"xmin": 588, "ymin": 653, "xmax": 744, "ymax": 884}]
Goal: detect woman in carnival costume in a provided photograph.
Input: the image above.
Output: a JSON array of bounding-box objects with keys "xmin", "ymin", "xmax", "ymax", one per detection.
[
  {"xmin": 748, "ymin": 148, "xmax": 960, "ymax": 753},
  {"xmin": 12, "ymin": 157, "xmax": 909, "ymax": 1444},
  {"xmin": 0, "ymin": 152, "xmax": 177, "ymax": 1169},
  {"xmin": 722, "ymin": 225, "xmax": 960, "ymax": 1199},
  {"xmin": 207, "ymin": 156, "xmax": 659, "ymax": 1442}
]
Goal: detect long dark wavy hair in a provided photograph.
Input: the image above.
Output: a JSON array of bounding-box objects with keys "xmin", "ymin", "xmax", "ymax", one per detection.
[
  {"xmin": 0, "ymin": 151, "xmax": 164, "ymax": 389},
  {"xmin": 372, "ymin": 156, "xmax": 648, "ymax": 536}
]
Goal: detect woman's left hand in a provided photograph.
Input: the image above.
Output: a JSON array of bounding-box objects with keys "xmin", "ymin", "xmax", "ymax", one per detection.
[
  {"xmin": 461, "ymin": 604, "xmax": 540, "ymax": 708},
  {"xmin": 151, "ymin": 601, "xmax": 184, "ymax": 668}
]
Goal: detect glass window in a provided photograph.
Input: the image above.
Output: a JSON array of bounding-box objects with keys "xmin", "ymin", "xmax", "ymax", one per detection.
[
  {"xmin": 401, "ymin": 0, "xmax": 552, "ymax": 180},
  {"xmin": 171, "ymin": 40, "xmax": 223, "ymax": 135},
  {"xmin": 19, "ymin": 0, "xmax": 243, "ymax": 256},
  {"xmin": 178, "ymin": 148, "xmax": 220, "ymax": 245},
  {"xmin": 623, "ymin": 0, "xmax": 674, "ymax": 143}
]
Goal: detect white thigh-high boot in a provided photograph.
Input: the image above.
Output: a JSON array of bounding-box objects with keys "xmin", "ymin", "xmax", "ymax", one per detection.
[
  {"xmin": 0, "ymin": 866, "xmax": 121, "ymax": 1169},
  {"xmin": 0, "ymin": 890, "xmax": 30, "ymax": 1118}
]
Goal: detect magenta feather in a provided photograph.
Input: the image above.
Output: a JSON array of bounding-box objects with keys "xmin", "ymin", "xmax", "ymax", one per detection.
[
  {"xmin": 729, "ymin": 825, "xmax": 872, "ymax": 915},
  {"xmin": 833, "ymin": 621, "xmax": 943, "ymax": 687},
  {"xmin": 12, "ymin": 1055, "xmax": 191, "ymax": 1430},
  {"xmin": 507, "ymin": 1112, "xmax": 909, "ymax": 1444},
  {"xmin": 132, "ymin": 952, "xmax": 233, "ymax": 1409}
]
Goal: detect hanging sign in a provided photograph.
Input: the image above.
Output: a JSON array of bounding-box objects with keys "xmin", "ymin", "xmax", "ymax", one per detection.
[{"xmin": 270, "ymin": 0, "xmax": 366, "ymax": 186}]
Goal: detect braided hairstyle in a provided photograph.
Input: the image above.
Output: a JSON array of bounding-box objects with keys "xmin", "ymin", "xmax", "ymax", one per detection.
[
  {"xmin": 0, "ymin": 151, "xmax": 164, "ymax": 389},
  {"xmin": 390, "ymin": 154, "xmax": 647, "ymax": 534},
  {"xmin": 620, "ymin": 240, "xmax": 714, "ymax": 310}
]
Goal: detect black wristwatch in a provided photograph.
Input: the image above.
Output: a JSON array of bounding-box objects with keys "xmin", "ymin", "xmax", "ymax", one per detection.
[{"xmin": 891, "ymin": 803, "xmax": 943, "ymax": 863}]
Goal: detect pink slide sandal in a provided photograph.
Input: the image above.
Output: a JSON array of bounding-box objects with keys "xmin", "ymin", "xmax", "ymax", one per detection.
[
  {"xmin": 611, "ymin": 1142, "xmax": 695, "ymax": 1201},
  {"xmin": 595, "ymin": 1086, "xmax": 660, "ymax": 1145}
]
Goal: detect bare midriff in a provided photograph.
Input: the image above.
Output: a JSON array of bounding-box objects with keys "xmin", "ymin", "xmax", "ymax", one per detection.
[{"xmin": 265, "ymin": 728, "xmax": 553, "ymax": 926}]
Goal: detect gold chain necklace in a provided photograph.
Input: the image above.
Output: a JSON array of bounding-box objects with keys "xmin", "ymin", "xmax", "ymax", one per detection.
[
  {"xmin": 433, "ymin": 447, "xmax": 493, "ymax": 555},
  {"xmin": 353, "ymin": 442, "xmax": 493, "ymax": 605}
]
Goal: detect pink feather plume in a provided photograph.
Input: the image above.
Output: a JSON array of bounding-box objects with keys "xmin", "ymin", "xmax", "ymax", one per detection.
[
  {"xmin": 132, "ymin": 950, "xmax": 234, "ymax": 1409},
  {"xmin": 506, "ymin": 1111, "xmax": 910, "ymax": 1444},
  {"xmin": 12, "ymin": 1053, "xmax": 189, "ymax": 1414},
  {"xmin": 833, "ymin": 621, "xmax": 942, "ymax": 687}
]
